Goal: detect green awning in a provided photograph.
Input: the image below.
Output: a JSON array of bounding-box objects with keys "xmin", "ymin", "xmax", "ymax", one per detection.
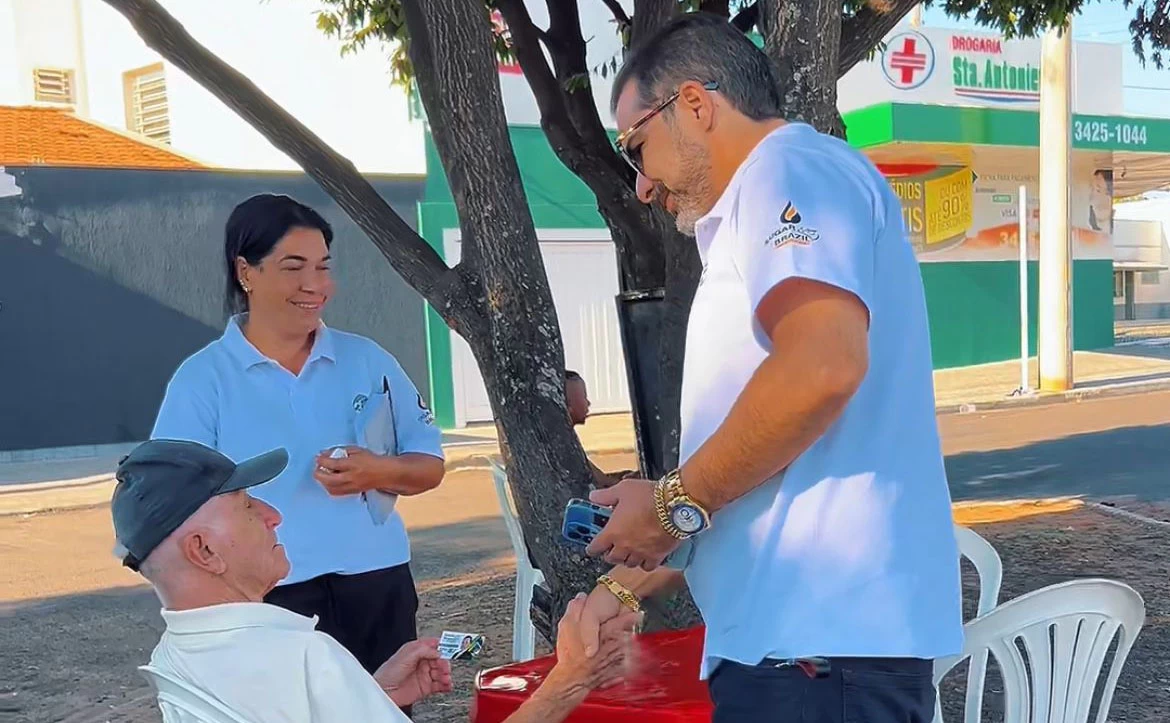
[
  {"xmin": 843, "ymin": 103, "xmax": 1170, "ymax": 152},
  {"xmin": 843, "ymin": 102, "xmax": 1170, "ymax": 196}
]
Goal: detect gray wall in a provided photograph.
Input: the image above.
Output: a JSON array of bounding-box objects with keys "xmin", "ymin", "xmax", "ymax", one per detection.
[{"xmin": 0, "ymin": 167, "xmax": 429, "ymax": 452}]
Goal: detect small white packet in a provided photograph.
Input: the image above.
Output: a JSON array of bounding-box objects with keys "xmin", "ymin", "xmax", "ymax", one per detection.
[{"xmin": 438, "ymin": 631, "xmax": 485, "ymax": 660}]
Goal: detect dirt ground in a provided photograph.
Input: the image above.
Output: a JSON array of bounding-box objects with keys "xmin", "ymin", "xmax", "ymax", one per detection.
[{"xmin": 1, "ymin": 455, "xmax": 1168, "ymax": 722}]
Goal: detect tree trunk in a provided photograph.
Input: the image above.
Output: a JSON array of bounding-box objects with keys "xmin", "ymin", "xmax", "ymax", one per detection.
[
  {"xmin": 759, "ymin": 0, "xmax": 844, "ymax": 136},
  {"xmin": 398, "ymin": 0, "xmax": 610, "ymax": 633}
]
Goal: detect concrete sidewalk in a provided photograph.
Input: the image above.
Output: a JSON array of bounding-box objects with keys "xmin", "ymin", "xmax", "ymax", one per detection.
[
  {"xmin": 4, "ymin": 339, "xmax": 1170, "ymax": 514},
  {"xmin": 933, "ymin": 344, "xmax": 1170, "ymax": 411}
]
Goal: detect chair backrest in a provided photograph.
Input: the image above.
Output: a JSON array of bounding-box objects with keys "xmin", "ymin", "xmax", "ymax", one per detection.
[
  {"xmin": 932, "ymin": 578, "xmax": 1145, "ymax": 723},
  {"xmin": 489, "ymin": 458, "xmax": 530, "ymax": 566},
  {"xmin": 138, "ymin": 665, "xmax": 252, "ymax": 723},
  {"xmin": 942, "ymin": 525, "xmax": 1006, "ymax": 723},
  {"xmin": 955, "ymin": 524, "xmax": 1003, "ymax": 617}
]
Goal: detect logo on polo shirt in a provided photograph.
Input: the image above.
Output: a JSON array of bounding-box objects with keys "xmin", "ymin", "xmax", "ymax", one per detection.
[
  {"xmin": 417, "ymin": 394, "xmax": 435, "ymax": 426},
  {"xmin": 353, "ymin": 394, "xmax": 368, "ymax": 412},
  {"xmin": 765, "ymin": 202, "xmax": 819, "ymax": 249}
]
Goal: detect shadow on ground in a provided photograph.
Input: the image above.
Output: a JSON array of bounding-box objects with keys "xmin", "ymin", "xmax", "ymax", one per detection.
[
  {"xmin": 0, "ymin": 586, "xmax": 159, "ymax": 723},
  {"xmin": 946, "ymin": 423, "xmax": 1170, "ymax": 503},
  {"xmin": 408, "ymin": 516, "xmax": 512, "ymax": 585}
]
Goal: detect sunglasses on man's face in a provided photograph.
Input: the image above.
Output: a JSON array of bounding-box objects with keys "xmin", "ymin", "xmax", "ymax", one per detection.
[{"xmin": 614, "ymin": 81, "xmax": 719, "ymax": 176}]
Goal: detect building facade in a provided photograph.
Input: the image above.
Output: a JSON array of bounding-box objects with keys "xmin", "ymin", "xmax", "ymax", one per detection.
[
  {"xmin": 0, "ymin": 0, "xmax": 425, "ymax": 174},
  {"xmin": 1114, "ymin": 195, "xmax": 1170, "ymax": 320},
  {"xmin": 1, "ymin": 0, "xmax": 435, "ymax": 452}
]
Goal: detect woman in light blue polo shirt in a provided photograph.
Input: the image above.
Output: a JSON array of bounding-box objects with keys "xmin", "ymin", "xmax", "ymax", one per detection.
[{"xmin": 151, "ymin": 194, "xmax": 445, "ymax": 680}]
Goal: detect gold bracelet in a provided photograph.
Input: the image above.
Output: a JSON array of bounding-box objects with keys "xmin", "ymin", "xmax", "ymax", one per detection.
[
  {"xmin": 654, "ymin": 478, "xmax": 686, "ymax": 540},
  {"xmin": 598, "ymin": 574, "xmax": 642, "ymax": 614}
]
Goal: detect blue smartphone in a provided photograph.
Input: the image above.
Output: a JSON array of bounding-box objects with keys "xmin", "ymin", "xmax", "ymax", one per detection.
[
  {"xmin": 561, "ymin": 498, "xmax": 693, "ymax": 570},
  {"xmin": 561, "ymin": 498, "xmax": 612, "ymax": 549}
]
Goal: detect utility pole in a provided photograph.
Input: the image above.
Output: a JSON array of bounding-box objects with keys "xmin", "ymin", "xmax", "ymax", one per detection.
[{"xmin": 1038, "ymin": 21, "xmax": 1073, "ymax": 392}]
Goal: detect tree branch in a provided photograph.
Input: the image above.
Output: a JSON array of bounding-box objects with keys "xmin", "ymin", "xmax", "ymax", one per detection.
[
  {"xmin": 543, "ymin": 0, "xmax": 630, "ymax": 178},
  {"xmin": 494, "ymin": 1, "xmax": 584, "ymax": 151},
  {"xmin": 838, "ymin": 0, "xmax": 920, "ymax": 77},
  {"xmin": 600, "ymin": 0, "xmax": 631, "ymax": 28},
  {"xmin": 730, "ymin": 2, "xmax": 759, "ymax": 32},
  {"xmin": 699, "ymin": 0, "xmax": 731, "ymax": 16},
  {"xmin": 99, "ymin": 0, "xmax": 465, "ymax": 326},
  {"xmin": 631, "ymin": 0, "xmax": 677, "ymax": 49}
]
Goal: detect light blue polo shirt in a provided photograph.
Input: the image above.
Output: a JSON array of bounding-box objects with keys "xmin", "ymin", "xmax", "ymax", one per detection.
[
  {"xmin": 151, "ymin": 315, "xmax": 443, "ymax": 586},
  {"xmin": 680, "ymin": 123, "xmax": 964, "ymax": 678}
]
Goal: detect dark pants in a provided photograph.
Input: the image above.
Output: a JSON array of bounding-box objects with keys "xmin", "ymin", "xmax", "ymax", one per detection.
[
  {"xmin": 264, "ymin": 563, "xmax": 419, "ymax": 674},
  {"xmin": 708, "ymin": 657, "xmax": 935, "ymax": 723}
]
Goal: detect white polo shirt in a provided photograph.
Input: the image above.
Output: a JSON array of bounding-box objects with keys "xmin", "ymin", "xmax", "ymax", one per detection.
[
  {"xmin": 150, "ymin": 602, "xmax": 409, "ymax": 722},
  {"xmin": 151, "ymin": 316, "xmax": 444, "ymax": 585},
  {"xmin": 681, "ymin": 123, "xmax": 963, "ymax": 678}
]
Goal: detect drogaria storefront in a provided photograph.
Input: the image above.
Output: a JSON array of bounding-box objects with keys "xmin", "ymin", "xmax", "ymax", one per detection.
[{"xmin": 839, "ymin": 26, "xmax": 1170, "ymax": 368}]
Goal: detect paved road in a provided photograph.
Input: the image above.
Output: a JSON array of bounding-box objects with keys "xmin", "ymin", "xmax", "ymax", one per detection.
[{"xmin": 940, "ymin": 388, "xmax": 1170, "ymax": 502}]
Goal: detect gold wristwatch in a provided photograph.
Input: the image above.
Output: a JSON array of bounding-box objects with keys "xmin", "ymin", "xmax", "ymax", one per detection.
[{"xmin": 655, "ymin": 468, "xmax": 712, "ymax": 539}]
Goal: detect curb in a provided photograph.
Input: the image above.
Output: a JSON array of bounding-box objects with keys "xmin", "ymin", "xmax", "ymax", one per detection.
[
  {"xmin": 443, "ymin": 445, "xmax": 637, "ymax": 474},
  {"xmin": 0, "ymin": 473, "xmax": 115, "ymax": 495},
  {"xmin": 1091, "ymin": 501, "xmax": 1170, "ymax": 529},
  {"xmin": 936, "ymin": 376, "xmax": 1170, "ymax": 416}
]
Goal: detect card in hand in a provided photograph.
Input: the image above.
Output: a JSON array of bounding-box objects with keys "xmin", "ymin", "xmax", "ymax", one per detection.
[{"xmin": 438, "ymin": 630, "xmax": 485, "ymax": 660}]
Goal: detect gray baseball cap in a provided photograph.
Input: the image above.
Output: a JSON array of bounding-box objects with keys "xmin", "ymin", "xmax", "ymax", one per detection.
[{"xmin": 111, "ymin": 439, "xmax": 288, "ymax": 571}]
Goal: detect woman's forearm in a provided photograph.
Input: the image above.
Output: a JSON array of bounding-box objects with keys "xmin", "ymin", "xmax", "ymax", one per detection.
[{"xmin": 374, "ymin": 454, "xmax": 445, "ymax": 495}]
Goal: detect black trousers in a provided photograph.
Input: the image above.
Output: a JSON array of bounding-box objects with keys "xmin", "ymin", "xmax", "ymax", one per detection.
[
  {"xmin": 264, "ymin": 563, "xmax": 419, "ymax": 674},
  {"xmin": 708, "ymin": 657, "xmax": 935, "ymax": 723}
]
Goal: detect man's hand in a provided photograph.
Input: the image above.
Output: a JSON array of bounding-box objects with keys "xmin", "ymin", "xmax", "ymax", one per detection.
[
  {"xmin": 576, "ymin": 582, "xmax": 626, "ymax": 659},
  {"xmin": 585, "ymin": 480, "xmax": 679, "ymax": 571},
  {"xmin": 373, "ymin": 638, "xmax": 453, "ymax": 708},
  {"xmin": 313, "ymin": 446, "xmax": 389, "ymax": 496},
  {"xmin": 539, "ymin": 594, "xmax": 641, "ymax": 703}
]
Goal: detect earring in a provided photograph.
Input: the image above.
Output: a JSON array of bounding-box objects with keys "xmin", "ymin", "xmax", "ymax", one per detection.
[{"xmin": 241, "ymin": 283, "xmax": 251, "ymax": 294}]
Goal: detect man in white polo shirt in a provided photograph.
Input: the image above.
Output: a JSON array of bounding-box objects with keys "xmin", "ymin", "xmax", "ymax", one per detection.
[
  {"xmin": 578, "ymin": 13, "xmax": 963, "ymax": 722},
  {"xmin": 112, "ymin": 439, "xmax": 641, "ymax": 723}
]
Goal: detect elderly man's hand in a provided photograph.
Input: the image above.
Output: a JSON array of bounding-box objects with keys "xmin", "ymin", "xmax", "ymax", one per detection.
[
  {"xmin": 585, "ymin": 479, "xmax": 679, "ymax": 571},
  {"xmin": 374, "ymin": 638, "xmax": 453, "ymax": 708},
  {"xmin": 538, "ymin": 594, "xmax": 641, "ymax": 704}
]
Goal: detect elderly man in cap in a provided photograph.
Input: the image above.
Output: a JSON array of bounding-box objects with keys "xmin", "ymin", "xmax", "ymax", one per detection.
[{"xmin": 113, "ymin": 439, "xmax": 639, "ymax": 723}]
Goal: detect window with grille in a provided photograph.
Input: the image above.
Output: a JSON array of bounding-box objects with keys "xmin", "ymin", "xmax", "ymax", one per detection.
[
  {"xmin": 33, "ymin": 68, "xmax": 75, "ymax": 105},
  {"xmin": 123, "ymin": 63, "xmax": 171, "ymax": 144}
]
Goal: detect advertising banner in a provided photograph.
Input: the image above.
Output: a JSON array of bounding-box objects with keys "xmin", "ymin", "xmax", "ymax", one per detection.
[{"xmin": 885, "ymin": 164, "xmax": 1113, "ymax": 262}]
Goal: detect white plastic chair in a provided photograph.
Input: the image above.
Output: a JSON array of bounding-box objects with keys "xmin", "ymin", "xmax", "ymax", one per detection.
[
  {"xmin": 955, "ymin": 524, "xmax": 1003, "ymax": 618},
  {"xmin": 138, "ymin": 665, "xmax": 252, "ymax": 723},
  {"xmin": 946, "ymin": 524, "xmax": 1005, "ymax": 723},
  {"xmin": 489, "ymin": 458, "xmax": 545, "ymax": 662},
  {"xmin": 932, "ymin": 578, "xmax": 1145, "ymax": 723}
]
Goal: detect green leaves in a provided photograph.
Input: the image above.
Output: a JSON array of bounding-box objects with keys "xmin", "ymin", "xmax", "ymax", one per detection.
[
  {"xmin": 308, "ymin": 0, "xmax": 1170, "ymax": 91},
  {"xmin": 922, "ymin": 0, "xmax": 1168, "ymax": 68}
]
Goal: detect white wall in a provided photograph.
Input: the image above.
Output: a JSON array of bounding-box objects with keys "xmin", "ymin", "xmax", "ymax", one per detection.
[
  {"xmin": 1115, "ymin": 196, "xmax": 1170, "ymax": 314},
  {"xmin": 79, "ymin": 0, "xmax": 424, "ymax": 173},
  {"xmin": 1, "ymin": 0, "xmax": 87, "ymax": 109},
  {"xmin": 0, "ymin": 1, "xmax": 21, "ymax": 105}
]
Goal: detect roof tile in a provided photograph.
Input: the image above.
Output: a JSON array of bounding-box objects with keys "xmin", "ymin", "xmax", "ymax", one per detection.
[{"xmin": 0, "ymin": 105, "xmax": 206, "ymax": 170}]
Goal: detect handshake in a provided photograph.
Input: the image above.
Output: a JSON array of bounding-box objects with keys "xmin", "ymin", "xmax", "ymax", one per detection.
[{"xmin": 374, "ymin": 590, "xmax": 642, "ymax": 722}]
